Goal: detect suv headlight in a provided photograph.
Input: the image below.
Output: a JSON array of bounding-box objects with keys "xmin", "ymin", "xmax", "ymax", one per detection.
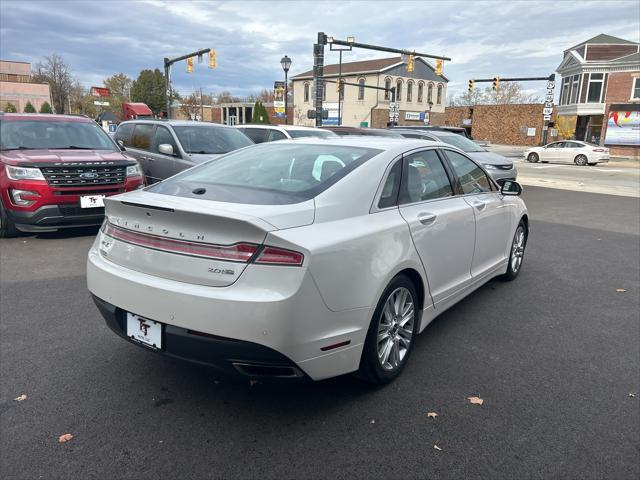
[
  {"xmin": 5, "ymin": 165, "xmax": 45, "ymax": 181},
  {"xmin": 484, "ymin": 164, "xmax": 498, "ymax": 170},
  {"xmin": 126, "ymin": 164, "xmax": 142, "ymax": 177}
]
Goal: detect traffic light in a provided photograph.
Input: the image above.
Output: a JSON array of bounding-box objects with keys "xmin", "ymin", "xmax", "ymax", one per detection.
[
  {"xmin": 336, "ymin": 79, "xmax": 340, "ymax": 92},
  {"xmin": 186, "ymin": 56, "xmax": 194, "ymax": 73},
  {"xmin": 468, "ymin": 79, "xmax": 475, "ymax": 93},
  {"xmin": 209, "ymin": 49, "xmax": 216, "ymax": 69},
  {"xmin": 492, "ymin": 76, "xmax": 500, "ymax": 91},
  {"xmin": 435, "ymin": 58, "xmax": 443, "ymax": 76},
  {"xmin": 407, "ymin": 54, "xmax": 415, "ymax": 73}
]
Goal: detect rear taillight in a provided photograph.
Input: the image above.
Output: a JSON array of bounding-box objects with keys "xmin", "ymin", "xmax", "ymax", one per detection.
[
  {"xmin": 101, "ymin": 221, "xmax": 305, "ymax": 266},
  {"xmin": 254, "ymin": 246, "xmax": 304, "ymax": 266},
  {"xmin": 102, "ymin": 222, "xmax": 258, "ymax": 262},
  {"xmin": 592, "ymin": 148, "xmax": 606, "ymax": 152}
]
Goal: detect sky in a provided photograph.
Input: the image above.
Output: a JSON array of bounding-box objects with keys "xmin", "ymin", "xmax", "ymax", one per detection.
[{"xmin": 1, "ymin": 0, "xmax": 638, "ymax": 102}]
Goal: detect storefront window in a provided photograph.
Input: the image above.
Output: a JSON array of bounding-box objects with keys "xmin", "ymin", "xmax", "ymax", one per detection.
[{"xmin": 587, "ymin": 73, "xmax": 604, "ymax": 103}]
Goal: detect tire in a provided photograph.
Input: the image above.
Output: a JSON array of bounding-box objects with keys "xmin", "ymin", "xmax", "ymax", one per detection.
[
  {"xmin": 0, "ymin": 201, "xmax": 20, "ymax": 238},
  {"xmin": 502, "ymin": 220, "xmax": 527, "ymax": 281},
  {"xmin": 527, "ymin": 153, "xmax": 539, "ymax": 163},
  {"xmin": 574, "ymin": 154, "xmax": 588, "ymax": 166},
  {"xmin": 358, "ymin": 275, "xmax": 418, "ymax": 385}
]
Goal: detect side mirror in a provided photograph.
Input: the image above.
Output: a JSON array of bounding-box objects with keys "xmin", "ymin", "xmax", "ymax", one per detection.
[
  {"xmin": 116, "ymin": 139, "xmax": 126, "ymax": 151},
  {"xmin": 500, "ymin": 180, "xmax": 522, "ymax": 196},
  {"xmin": 158, "ymin": 143, "xmax": 174, "ymax": 155}
]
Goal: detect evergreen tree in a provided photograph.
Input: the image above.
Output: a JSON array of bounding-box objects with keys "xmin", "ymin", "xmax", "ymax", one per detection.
[
  {"xmin": 130, "ymin": 69, "xmax": 167, "ymax": 115},
  {"xmin": 5, "ymin": 103, "xmax": 18, "ymax": 113},
  {"xmin": 24, "ymin": 101, "xmax": 37, "ymax": 113},
  {"xmin": 39, "ymin": 101, "xmax": 53, "ymax": 113}
]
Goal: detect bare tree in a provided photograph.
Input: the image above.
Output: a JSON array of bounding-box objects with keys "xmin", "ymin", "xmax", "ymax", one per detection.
[
  {"xmin": 32, "ymin": 54, "xmax": 73, "ymax": 114},
  {"xmin": 180, "ymin": 93, "xmax": 201, "ymax": 120},
  {"xmin": 450, "ymin": 82, "xmax": 542, "ymax": 106}
]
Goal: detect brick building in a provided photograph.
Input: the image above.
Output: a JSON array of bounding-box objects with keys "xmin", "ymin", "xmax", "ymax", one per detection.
[
  {"xmin": 445, "ymin": 104, "xmax": 558, "ymax": 146},
  {"xmin": 291, "ymin": 56, "xmax": 447, "ymax": 128},
  {"xmin": 556, "ymin": 34, "xmax": 639, "ymax": 158},
  {"xmin": 169, "ymin": 102, "xmax": 292, "ymax": 125},
  {"xmin": 0, "ymin": 60, "xmax": 52, "ymax": 112}
]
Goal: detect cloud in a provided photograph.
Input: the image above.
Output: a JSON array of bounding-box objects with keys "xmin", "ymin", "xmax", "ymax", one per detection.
[{"xmin": 1, "ymin": 0, "xmax": 637, "ymax": 101}]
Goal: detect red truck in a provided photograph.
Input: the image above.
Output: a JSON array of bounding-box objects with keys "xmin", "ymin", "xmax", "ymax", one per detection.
[
  {"xmin": 0, "ymin": 113, "xmax": 144, "ymax": 237},
  {"xmin": 121, "ymin": 102, "xmax": 154, "ymax": 120}
]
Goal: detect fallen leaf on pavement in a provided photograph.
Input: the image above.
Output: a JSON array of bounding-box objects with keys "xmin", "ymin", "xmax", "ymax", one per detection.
[
  {"xmin": 14, "ymin": 394, "xmax": 27, "ymax": 402},
  {"xmin": 468, "ymin": 396, "xmax": 484, "ymax": 405},
  {"xmin": 630, "ymin": 393, "xmax": 636, "ymax": 398},
  {"xmin": 427, "ymin": 412, "xmax": 438, "ymax": 419},
  {"xmin": 58, "ymin": 433, "xmax": 73, "ymax": 443},
  {"xmin": 434, "ymin": 445, "xmax": 442, "ymax": 451},
  {"xmin": 616, "ymin": 288, "xmax": 626, "ymax": 292}
]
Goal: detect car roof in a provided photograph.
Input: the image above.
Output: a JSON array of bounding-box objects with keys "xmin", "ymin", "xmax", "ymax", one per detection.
[
  {"xmin": 236, "ymin": 124, "xmax": 324, "ymax": 131},
  {"xmin": 0, "ymin": 113, "xmax": 92, "ymax": 123},
  {"xmin": 266, "ymin": 136, "xmax": 450, "ymax": 156},
  {"xmin": 119, "ymin": 119, "xmax": 236, "ymax": 129},
  {"xmin": 394, "ymin": 128, "xmax": 457, "ymax": 137}
]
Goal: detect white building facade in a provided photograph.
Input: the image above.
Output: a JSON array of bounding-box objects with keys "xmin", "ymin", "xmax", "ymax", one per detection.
[{"xmin": 292, "ymin": 56, "xmax": 448, "ymax": 128}]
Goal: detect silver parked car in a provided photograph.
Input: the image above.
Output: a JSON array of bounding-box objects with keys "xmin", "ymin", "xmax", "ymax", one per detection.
[
  {"xmin": 87, "ymin": 138, "xmax": 528, "ymax": 384},
  {"xmin": 114, "ymin": 120, "xmax": 253, "ymax": 184},
  {"xmin": 236, "ymin": 124, "xmax": 337, "ymax": 143},
  {"xmin": 394, "ymin": 129, "xmax": 518, "ymax": 182}
]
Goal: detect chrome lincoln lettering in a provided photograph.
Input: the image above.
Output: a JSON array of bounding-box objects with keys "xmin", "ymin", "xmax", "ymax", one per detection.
[{"xmin": 197, "ymin": 234, "xmax": 205, "ymax": 240}]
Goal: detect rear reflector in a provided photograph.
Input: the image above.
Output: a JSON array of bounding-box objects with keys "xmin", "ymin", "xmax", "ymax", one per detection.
[
  {"xmin": 102, "ymin": 222, "xmax": 258, "ymax": 262},
  {"xmin": 255, "ymin": 246, "xmax": 304, "ymax": 266},
  {"xmin": 320, "ymin": 340, "xmax": 351, "ymax": 351}
]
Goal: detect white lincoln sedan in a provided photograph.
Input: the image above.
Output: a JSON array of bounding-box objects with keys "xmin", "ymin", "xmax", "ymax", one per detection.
[{"xmin": 87, "ymin": 138, "xmax": 529, "ymax": 384}]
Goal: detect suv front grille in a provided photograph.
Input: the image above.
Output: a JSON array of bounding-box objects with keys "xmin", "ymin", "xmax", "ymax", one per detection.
[{"xmin": 42, "ymin": 166, "xmax": 126, "ymax": 187}]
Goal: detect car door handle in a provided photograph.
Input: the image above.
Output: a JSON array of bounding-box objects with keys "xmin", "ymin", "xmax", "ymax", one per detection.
[
  {"xmin": 418, "ymin": 213, "xmax": 437, "ymax": 225},
  {"xmin": 140, "ymin": 155, "xmax": 154, "ymax": 161},
  {"xmin": 471, "ymin": 200, "xmax": 486, "ymax": 211}
]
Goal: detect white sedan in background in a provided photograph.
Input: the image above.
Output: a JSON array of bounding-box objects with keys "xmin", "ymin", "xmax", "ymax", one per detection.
[
  {"xmin": 87, "ymin": 138, "xmax": 529, "ymax": 384},
  {"xmin": 524, "ymin": 140, "xmax": 610, "ymax": 166}
]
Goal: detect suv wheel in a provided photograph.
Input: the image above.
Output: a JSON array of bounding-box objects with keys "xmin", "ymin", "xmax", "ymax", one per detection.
[{"xmin": 0, "ymin": 202, "xmax": 20, "ymax": 238}]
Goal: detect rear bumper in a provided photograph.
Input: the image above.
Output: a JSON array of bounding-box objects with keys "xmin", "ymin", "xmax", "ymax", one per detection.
[
  {"xmin": 87, "ymin": 244, "xmax": 370, "ymax": 381},
  {"xmin": 92, "ymin": 294, "xmax": 307, "ymax": 380},
  {"xmin": 8, "ymin": 204, "xmax": 105, "ymax": 232}
]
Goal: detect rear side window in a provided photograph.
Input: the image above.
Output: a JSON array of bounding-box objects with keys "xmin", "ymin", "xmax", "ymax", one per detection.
[
  {"xmin": 400, "ymin": 150, "xmax": 453, "ymax": 204},
  {"xmin": 149, "ymin": 143, "xmax": 381, "ymax": 204},
  {"xmin": 114, "ymin": 123, "xmax": 134, "ymax": 147},
  {"xmin": 378, "ymin": 160, "xmax": 402, "ymax": 209},
  {"xmin": 444, "ymin": 150, "xmax": 492, "ymax": 194},
  {"xmin": 239, "ymin": 128, "xmax": 267, "ymax": 143},
  {"xmin": 266, "ymin": 129, "xmax": 287, "ymax": 141},
  {"xmin": 131, "ymin": 124, "xmax": 154, "ymax": 150}
]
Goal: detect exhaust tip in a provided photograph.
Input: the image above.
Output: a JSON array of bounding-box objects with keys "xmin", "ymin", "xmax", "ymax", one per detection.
[{"xmin": 232, "ymin": 362, "xmax": 304, "ymax": 378}]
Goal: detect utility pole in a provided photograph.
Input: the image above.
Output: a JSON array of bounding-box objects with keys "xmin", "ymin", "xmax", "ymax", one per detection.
[
  {"xmin": 200, "ymin": 87, "xmax": 204, "ymax": 121},
  {"xmin": 163, "ymin": 47, "xmax": 211, "ymax": 119}
]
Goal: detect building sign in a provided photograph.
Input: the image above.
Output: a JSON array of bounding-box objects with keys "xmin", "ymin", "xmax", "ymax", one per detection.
[
  {"xmin": 604, "ymin": 110, "xmax": 640, "ymax": 146},
  {"xmin": 93, "ymin": 101, "xmax": 110, "ymax": 106},
  {"xmin": 273, "ymin": 81, "xmax": 285, "ymax": 118},
  {"xmin": 543, "ymin": 80, "xmax": 555, "ymax": 122},
  {"xmin": 90, "ymin": 87, "xmax": 111, "ymax": 97},
  {"xmin": 405, "ymin": 111, "xmax": 422, "ymax": 121},
  {"xmin": 321, "ymin": 102, "xmax": 340, "ymax": 125}
]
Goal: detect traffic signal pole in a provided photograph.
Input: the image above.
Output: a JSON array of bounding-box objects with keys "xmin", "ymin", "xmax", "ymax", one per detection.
[{"xmin": 163, "ymin": 48, "xmax": 211, "ymax": 119}]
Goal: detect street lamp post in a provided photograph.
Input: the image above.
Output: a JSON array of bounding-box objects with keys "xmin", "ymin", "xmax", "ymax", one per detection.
[
  {"xmin": 280, "ymin": 55, "xmax": 292, "ymax": 125},
  {"xmin": 427, "ymin": 101, "xmax": 434, "ymax": 125}
]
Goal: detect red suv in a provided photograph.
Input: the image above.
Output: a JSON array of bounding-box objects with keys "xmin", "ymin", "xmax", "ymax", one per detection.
[{"xmin": 0, "ymin": 113, "xmax": 144, "ymax": 237}]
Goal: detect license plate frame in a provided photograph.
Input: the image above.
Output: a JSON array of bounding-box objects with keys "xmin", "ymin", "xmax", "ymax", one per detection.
[
  {"xmin": 126, "ymin": 312, "xmax": 162, "ymax": 350},
  {"xmin": 80, "ymin": 194, "xmax": 106, "ymax": 208}
]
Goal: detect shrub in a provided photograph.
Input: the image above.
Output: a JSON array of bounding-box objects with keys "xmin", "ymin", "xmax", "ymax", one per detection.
[
  {"xmin": 39, "ymin": 102, "xmax": 53, "ymax": 114},
  {"xmin": 24, "ymin": 101, "xmax": 37, "ymax": 113},
  {"xmin": 4, "ymin": 102, "xmax": 18, "ymax": 113}
]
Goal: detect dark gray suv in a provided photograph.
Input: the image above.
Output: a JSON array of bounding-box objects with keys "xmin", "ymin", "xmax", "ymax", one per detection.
[{"xmin": 114, "ymin": 120, "xmax": 253, "ymax": 184}]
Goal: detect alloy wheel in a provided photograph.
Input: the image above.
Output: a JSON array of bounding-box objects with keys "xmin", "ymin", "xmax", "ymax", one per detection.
[
  {"xmin": 511, "ymin": 226, "xmax": 526, "ymax": 273},
  {"xmin": 377, "ymin": 287, "xmax": 414, "ymax": 371},
  {"xmin": 575, "ymin": 155, "xmax": 588, "ymax": 166}
]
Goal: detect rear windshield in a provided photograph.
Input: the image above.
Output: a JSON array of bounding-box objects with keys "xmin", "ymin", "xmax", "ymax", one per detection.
[
  {"xmin": 287, "ymin": 129, "xmax": 336, "ymax": 139},
  {"xmin": 430, "ymin": 132, "xmax": 485, "ymax": 153},
  {"xmin": 173, "ymin": 125, "xmax": 253, "ymax": 154},
  {"xmin": 149, "ymin": 143, "xmax": 381, "ymax": 204},
  {"xmin": 0, "ymin": 119, "xmax": 117, "ymax": 151}
]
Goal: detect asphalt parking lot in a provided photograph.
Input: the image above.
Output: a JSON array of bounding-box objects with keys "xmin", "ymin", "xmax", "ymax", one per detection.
[{"xmin": 1, "ymin": 186, "xmax": 638, "ymax": 480}]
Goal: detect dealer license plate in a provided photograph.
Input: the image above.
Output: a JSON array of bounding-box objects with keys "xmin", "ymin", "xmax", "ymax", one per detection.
[
  {"xmin": 126, "ymin": 312, "xmax": 162, "ymax": 350},
  {"xmin": 80, "ymin": 194, "xmax": 105, "ymax": 208}
]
